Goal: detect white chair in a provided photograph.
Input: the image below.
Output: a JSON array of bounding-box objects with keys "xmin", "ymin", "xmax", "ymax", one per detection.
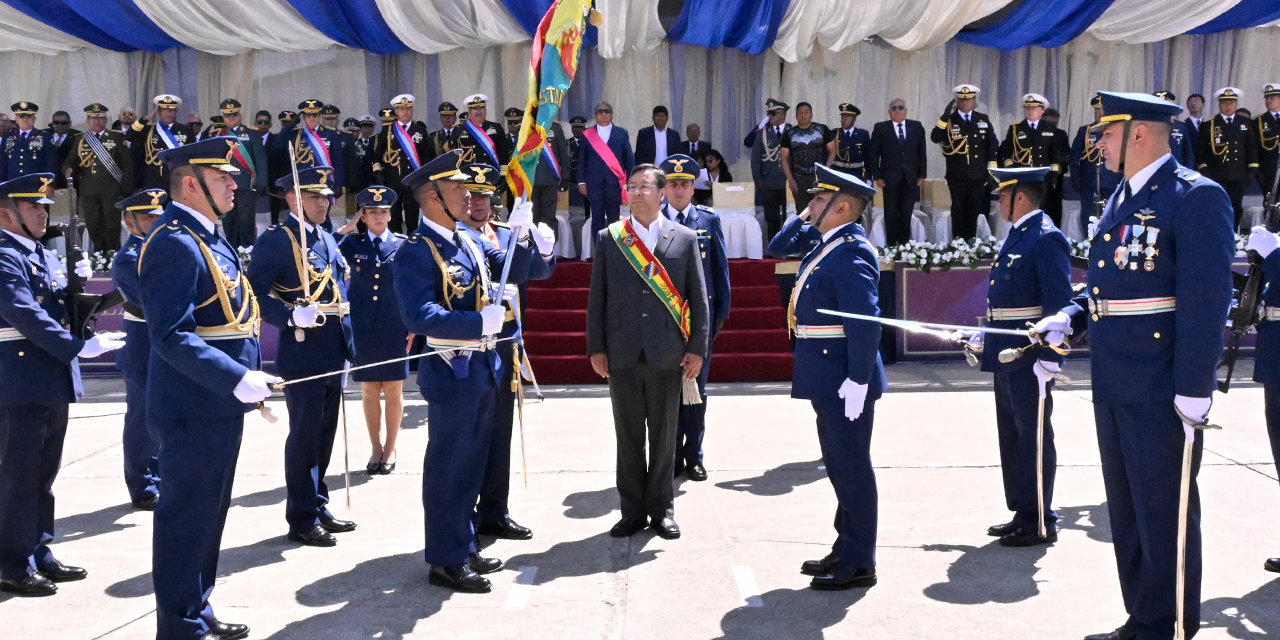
[
  {"xmin": 976, "ymin": 214, "xmax": 994, "ymax": 240},
  {"xmin": 1061, "ymin": 201, "xmax": 1084, "ymax": 242},
  {"xmin": 931, "ymin": 208, "xmax": 953, "ymax": 246},
  {"xmin": 911, "ymin": 210, "xmax": 931, "ymax": 243},
  {"xmin": 716, "ymin": 206, "xmax": 764, "ymax": 259},
  {"xmin": 868, "ymin": 210, "xmax": 887, "ymax": 247},
  {"xmin": 554, "ymin": 210, "xmax": 577, "ymax": 259}
]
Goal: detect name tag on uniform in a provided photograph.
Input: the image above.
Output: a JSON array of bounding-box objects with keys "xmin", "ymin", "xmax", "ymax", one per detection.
[
  {"xmin": 1042, "ymin": 131, "xmax": 1054, "ymax": 137},
  {"xmin": 977, "ymin": 121, "xmax": 988, "ymax": 129},
  {"xmin": 1240, "ymin": 124, "xmax": 1249, "ymax": 131},
  {"xmin": 1017, "ymin": 132, "xmax": 1027, "ymax": 140}
]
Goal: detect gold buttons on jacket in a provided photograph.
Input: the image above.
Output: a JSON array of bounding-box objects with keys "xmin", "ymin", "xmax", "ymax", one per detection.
[
  {"xmin": 372, "ymin": 295, "xmax": 378, "ymax": 301},
  {"xmin": 1103, "ymin": 233, "xmax": 1110, "ymax": 241},
  {"xmin": 1154, "ymin": 332, "xmax": 1161, "ymax": 339},
  {"xmin": 1097, "ymin": 260, "xmax": 1105, "ymax": 268},
  {"xmin": 1092, "ymin": 287, "xmax": 1099, "ymax": 294}
]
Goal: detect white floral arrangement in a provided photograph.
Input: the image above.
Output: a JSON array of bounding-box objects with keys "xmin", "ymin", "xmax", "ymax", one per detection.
[
  {"xmin": 1235, "ymin": 232, "xmax": 1248, "ymax": 257},
  {"xmin": 1067, "ymin": 238, "xmax": 1090, "ymax": 259},
  {"xmin": 880, "ymin": 236, "xmax": 1002, "ymax": 272},
  {"xmin": 90, "ymin": 250, "xmax": 116, "ymax": 273}
]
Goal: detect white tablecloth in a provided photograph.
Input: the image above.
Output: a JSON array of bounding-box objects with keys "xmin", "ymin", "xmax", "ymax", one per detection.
[
  {"xmin": 712, "ymin": 206, "xmax": 764, "ymax": 259},
  {"xmin": 579, "ymin": 207, "xmax": 632, "ymax": 261}
]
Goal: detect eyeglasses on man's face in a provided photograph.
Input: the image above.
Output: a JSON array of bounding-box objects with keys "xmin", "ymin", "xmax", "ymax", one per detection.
[
  {"xmin": 889, "ymin": 105, "xmax": 905, "ymax": 111},
  {"xmin": 596, "ymin": 109, "xmax": 612, "ymax": 114},
  {"xmin": 52, "ymin": 120, "xmax": 71, "ymax": 126},
  {"xmin": 625, "ymin": 183, "xmax": 657, "ymax": 194}
]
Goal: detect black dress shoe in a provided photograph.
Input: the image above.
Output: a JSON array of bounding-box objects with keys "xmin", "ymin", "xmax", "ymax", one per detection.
[
  {"xmin": 207, "ymin": 619, "xmax": 250, "ymax": 640},
  {"xmin": 1266, "ymin": 557, "xmax": 1280, "ymax": 573},
  {"xmin": 686, "ymin": 463, "xmax": 707, "ymax": 482},
  {"xmin": 318, "ymin": 513, "xmax": 357, "ymax": 533},
  {"xmin": 287, "ymin": 525, "xmax": 337, "ymax": 547},
  {"xmin": 800, "ymin": 552, "xmax": 839, "ymax": 576},
  {"xmin": 1083, "ymin": 627, "xmax": 1131, "ymax": 640},
  {"xmin": 651, "ymin": 517, "xmax": 681, "ymax": 540},
  {"xmin": 476, "ymin": 517, "xmax": 533, "ymax": 540},
  {"xmin": 810, "ymin": 562, "xmax": 877, "ymax": 590},
  {"xmin": 38, "ymin": 560, "xmax": 86, "ymax": 583},
  {"xmin": 998, "ymin": 528, "xmax": 1057, "ymax": 547},
  {"xmin": 468, "ymin": 553, "xmax": 504, "ymax": 575},
  {"xmin": 428, "ymin": 564, "xmax": 491, "ymax": 593},
  {"xmin": 987, "ymin": 520, "xmax": 1017, "ymax": 537},
  {"xmin": 132, "ymin": 494, "xmax": 159, "ymax": 511},
  {"xmin": 379, "ymin": 461, "xmax": 396, "ymax": 475},
  {"xmin": 0, "ymin": 572, "xmax": 57, "ymax": 597},
  {"xmin": 609, "ymin": 517, "xmax": 647, "ymax": 538}
]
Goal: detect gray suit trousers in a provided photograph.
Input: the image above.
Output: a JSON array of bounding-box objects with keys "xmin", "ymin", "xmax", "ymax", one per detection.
[{"xmin": 608, "ymin": 359, "xmax": 680, "ymax": 521}]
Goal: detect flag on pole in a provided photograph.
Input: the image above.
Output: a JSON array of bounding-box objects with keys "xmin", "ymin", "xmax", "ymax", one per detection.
[{"xmin": 506, "ymin": 0, "xmax": 601, "ymax": 199}]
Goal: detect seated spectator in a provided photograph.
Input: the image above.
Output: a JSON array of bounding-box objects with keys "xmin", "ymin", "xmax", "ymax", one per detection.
[{"xmin": 693, "ymin": 149, "xmax": 732, "ymax": 205}]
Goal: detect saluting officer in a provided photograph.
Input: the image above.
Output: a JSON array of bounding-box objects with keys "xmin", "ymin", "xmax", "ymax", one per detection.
[
  {"xmin": 217, "ymin": 99, "xmax": 269, "ymax": 248},
  {"xmin": 1196, "ymin": 87, "xmax": 1257, "ymax": 230},
  {"xmin": 827, "ymin": 103, "xmax": 871, "ymax": 182},
  {"xmin": 999, "ymin": 94, "xmax": 1068, "ymax": 227},
  {"xmin": 392, "ymin": 150, "xmax": 533, "ymax": 593},
  {"xmin": 660, "ymin": 154, "xmax": 731, "ymax": 481},
  {"xmin": 1070, "ymin": 94, "xmax": 1122, "ymax": 237},
  {"xmin": 64, "ymin": 103, "xmax": 134, "ymax": 252},
  {"xmin": 963, "ymin": 167, "xmax": 1072, "ymax": 547},
  {"xmin": 111, "ymin": 189, "xmax": 168, "ymax": 511},
  {"xmin": 140, "ymin": 137, "xmax": 276, "ymax": 640},
  {"xmin": 372, "ymin": 94, "xmax": 429, "ymax": 234},
  {"xmin": 458, "ymin": 164, "xmax": 557, "ymax": 541},
  {"xmin": 127, "ymin": 95, "xmax": 193, "ymax": 191},
  {"xmin": 0, "ymin": 174, "xmax": 119, "ymax": 597},
  {"xmin": 1034, "ymin": 92, "xmax": 1235, "ymax": 640},
  {"xmin": 1255, "ymin": 83, "xmax": 1280, "ymax": 200},
  {"xmin": 426, "ymin": 102, "xmax": 459, "ymax": 161},
  {"xmin": 770, "ymin": 164, "xmax": 885, "ymax": 591},
  {"xmin": 449, "ymin": 94, "xmax": 511, "ymax": 168},
  {"xmin": 931, "ymin": 84, "xmax": 1000, "ymax": 240},
  {"xmin": 275, "ymin": 100, "xmax": 347, "ymax": 192},
  {"xmin": 248, "ymin": 165, "xmax": 357, "ymax": 548},
  {"xmin": 1, "ymin": 103, "xmax": 59, "ymax": 182},
  {"xmin": 1153, "ymin": 91, "xmax": 1197, "ymax": 169}
]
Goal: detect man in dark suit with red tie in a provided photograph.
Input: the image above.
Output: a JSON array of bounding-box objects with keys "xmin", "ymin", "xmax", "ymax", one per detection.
[{"xmin": 869, "ymin": 99, "xmax": 927, "ymax": 246}]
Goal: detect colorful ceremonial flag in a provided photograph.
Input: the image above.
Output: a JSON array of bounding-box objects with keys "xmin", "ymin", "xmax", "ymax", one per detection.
[{"xmin": 506, "ymin": 0, "xmax": 600, "ymax": 199}]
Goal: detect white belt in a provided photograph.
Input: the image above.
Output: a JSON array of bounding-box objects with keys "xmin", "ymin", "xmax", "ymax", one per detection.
[
  {"xmin": 0, "ymin": 327, "xmax": 23, "ymax": 342},
  {"xmin": 426, "ymin": 336, "xmax": 497, "ymax": 359},
  {"xmin": 833, "ymin": 161, "xmax": 865, "ymax": 168},
  {"xmin": 313, "ymin": 302, "xmax": 350, "ymax": 317},
  {"xmin": 1087, "ymin": 296, "xmax": 1176, "ymax": 317},
  {"xmin": 194, "ymin": 325, "xmax": 258, "ymax": 341},
  {"xmin": 1263, "ymin": 306, "xmax": 1280, "ymax": 322},
  {"xmin": 987, "ymin": 306, "xmax": 1042, "ymax": 321},
  {"xmin": 793, "ymin": 324, "xmax": 846, "ymax": 339}
]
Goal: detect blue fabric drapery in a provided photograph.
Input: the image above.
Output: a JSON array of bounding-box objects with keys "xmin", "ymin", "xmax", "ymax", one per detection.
[
  {"xmin": 499, "ymin": 0, "xmax": 597, "ymax": 47},
  {"xmin": 287, "ymin": 0, "xmax": 408, "ymax": 54},
  {"xmin": 59, "ymin": 0, "xmax": 182, "ymax": 52},
  {"xmin": 1188, "ymin": 0, "xmax": 1280, "ymax": 34},
  {"xmin": 955, "ymin": 0, "xmax": 1116, "ymax": 50},
  {"xmin": 667, "ymin": 0, "xmax": 790, "ymax": 55},
  {"xmin": 1, "ymin": 0, "xmax": 138, "ymax": 51}
]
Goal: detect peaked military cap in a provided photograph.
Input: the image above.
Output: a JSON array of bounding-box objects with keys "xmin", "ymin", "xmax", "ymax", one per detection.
[
  {"xmin": 569, "ymin": 116, "xmax": 587, "ymax": 126},
  {"xmin": 158, "ymin": 136, "xmax": 242, "ymax": 174},
  {"xmin": 463, "ymin": 163, "xmax": 501, "ymax": 194},
  {"xmin": 320, "ymin": 104, "xmax": 341, "ymax": 117},
  {"xmin": 1153, "ymin": 90, "xmax": 1177, "ymax": 103},
  {"xmin": 838, "ymin": 103, "xmax": 860, "ymax": 116},
  {"xmin": 504, "ymin": 108, "xmax": 523, "ymax": 122},
  {"xmin": 342, "ymin": 117, "xmax": 359, "ymax": 131},
  {"xmin": 10, "ymin": 101, "xmax": 37, "ymax": 116},
  {"xmin": 465, "ymin": 94, "xmax": 488, "ymax": 109},
  {"xmin": 990, "ymin": 166, "xmax": 1051, "ymax": 191},
  {"xmin": 1090, "ymin": 94, "xmax": 1102, "ymax": 109},
  {"xmin": 1265, "ymin": 84, "xmax": 1280, "ymax": 98},
  {"xmin": 1096, "ymin": 91, "xmax": 1184, "ymax": 128},
  {"xmin": 378, "ymin": 108, "xmax": 395, "ymax": 123},
  {"xmin": 954, "ymin": 84, "xmax": 980, "ymax": 99},
  {"xmin": 660, "ymin": 154, "xmax": 699, "ymax": 181},
  {"xmin": 765, "ymin": 98, "xmax": 789, "ymax": 113},
  {"xmin": 438, "ymin": 101, "xmax": 458, "ymax": 115},
  {"xmin": 219, "ymin": 98, "xmax": 242, "ymax": 115},
  {"xmin": 356, "ymin": 185, "xmax": 398, "ymax": 208},
  {"xmin": 116, "ymin": 188, "xmax": 168, "ymax": 215},
  {"xmin": 297, "ymin": 99, "xmax": 324, "ymax": 114},
  {"xmin": 153, "ymin": 94, "xmax": 181, "ymax": 110},
  {"xmin": 83, "ymin": 103, "xmax": 110, "ymax": 116},
  {"xmin": 1215, "ymin": 87, "xmax": 1242, "ymax": 102},
  {"xmin": 275, "ymin": 165, "xmax": 335, "ymax": 196},
  {"xmin": 209, "ymin": 115, "xmax": 224, "ymax": 126},
  {"xmin": 0, "ymin": 173, "xmax": 54, "ymax": 204},
  {"xmin": 391, "ymin": 94, "xmax": 414, "ymax": 108},
  {"xmin": 358, "ymin": 114, "xmax": 375, "ymax": 126},
  {"xmin": 1022, "ymin": 93, "xmax": 1048, "ymax": 108},
  {"xmin": 278, "ymin": 110, "xmax": 298, "ymax": 124},
  {"xmin": 404, "ymin": 149, "xmax": 468, "ymax": 189},
  {"xmin": 808, "ymin": 164, "xmax": 875, "ymax": 202}
]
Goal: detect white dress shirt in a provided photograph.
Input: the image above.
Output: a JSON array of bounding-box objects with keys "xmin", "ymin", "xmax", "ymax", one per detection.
[
  {"xmin": 173, "ymin": 201, "xmax": 217, "ymax": 235},
  {"xmin": 1119, "ymin": 153, "xmax": 1173, "ymax": 205},
  {"xmin": 653, "ymin": 126, "xmax": 669, "ymax": 164},
  {"xmin": 821, "ymin": 221, "xmax": 855, "ymax": 242},
  {"xmin": 631, "ymin": 214, "xmax": 664, "ymax": 251},
  {"xmin": 424, "ymin": 217, "xmax": 457, "ymax": 246},
  {"xmin": 596, "ymin": 123, "xmax": 613, "ymax": 145}
]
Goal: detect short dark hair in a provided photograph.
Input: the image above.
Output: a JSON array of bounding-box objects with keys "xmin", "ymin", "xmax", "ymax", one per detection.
[
  {"xmin": 796, "ymin": 102, "xmax": 812, "ymax": 112},
  {"xmin": 52, "ymin": 110, "xmax": 70, "ymax": 119},
  {"xmin": 1188, "ymin": 93, "xmax": 1205, "ymax": 102},
  {"xmin": 1043, "ymin": 108, "xmax": 1060, "ymax": 119},
  {"xmin": 1010, "ymin": 182, "xmax": 1047, "ymax": 207},
  {"xmin": 255, "ymin": 109, "xmax": 271, "ymax": 121},
  {"xmin": 653, "ymin": 105, "xmax": 668, "ymax": 115},
  {"xmin": 168, "ymin": 165, "xmax": 195, "ymax": 194},
  {"xmin": 629, "ymin": 163, "xmax": 665, "ymax": 190}
]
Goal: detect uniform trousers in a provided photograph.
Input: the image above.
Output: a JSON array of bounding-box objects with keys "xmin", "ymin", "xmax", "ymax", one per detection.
[
  {"xmin": 0, "ymin": 403, "xmax": 69, "ymax": 580},
  {"xmin": 608, "ymin": 360, "xmax": 680, "ymax": 521},
  {"xmin": 948, "ymin": 178, "xmax": 990, "ymax": 240},
  {"xmin": 220, "ymin": 190, "xmax": 258, "ymax": 249},
  {"xmin": 79, "ymin": 192, "xmax": 122, "ymax": 252},
  {"xmin": 123, "ymin": 376, "xmax": 160, "ymax": 503},
  {"xmin": 811, "ymin": 394, "xmax": 877, "ymax": 570},
  {"xmin": 421, "ymin": 355, "xmax": 496, "ymax": 567},
  {"xmin": 676, "ymin": 351, "xmax": 712, "ymax": 468},
  {"xmin": 389, "ymin": 184, "xmax": 419, "ymax": 235},
  {"xmin": 1043, "ymin": 181, "xmax": 1064, "ymax": 229},
  {"xmin": 282, "ymin": 375, "xmax": 341, "ymax": 533},
  {"xmin": 992, "ymin": 368, "xmax": 1057, "ymax": 532},
  {"xmin": 476, "ymin": 343, "xmax": 519, "ymax": 526},
  {"xmin": 793, "ymin": 174, "xmax": 817, "ymax": 213},
  {"xmin": 1095, "ymin": 401, "xmax": 1203, "ymax": 640},
  {"xmin": 881, "ymin": 177, "xmax": 917, "ymax": 247},
  {"xmin": 1079, "ymin": 197, "xmax": 1098, "ymax": 238},
  {"xmin": 1265, "ymin": 384, "xmax": 1280, "ymax": 482},
  {"xmin": 1219, "ymin": 178, "xmax": 1247, "ymax": 231},
  {"xmin": 151, "ymin": 414, "xmax": 243, "ymax": 640},
  {"xmin": 588, "ymin": 183, "xmax": 623, "ymax": 238},
  {"xmin": 760, "ymin": 187, "xmax": 788, "ymax": 246},
  {"xmin": 531, "ymin": 184, "xmax": 561, "ymax": 228}
]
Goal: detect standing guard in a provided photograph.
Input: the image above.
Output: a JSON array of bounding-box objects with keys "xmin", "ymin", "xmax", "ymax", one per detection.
[
  {"xmin": 275, "ymin": 100, "xmax": 347, "ymax": 193},
  {"xmin": 1070, "ymin": 94, "xmax": 1122, "ymax": 238},
  {"xmin": 248, "ymin": 165, "xmax": 356, "ymax": 548},
  {"xmin": 931, "ymin": 85, "xmax": 999, "ymax": 240},
  {"xmin": 1196, "ymin": 87, "xmax": 1257, "ymax": 231},
  {"xmin": 372, "ymin": 94, "xmax": 429, "ymax": 234},
  {"xmin": 426, "ymin": 102, "xmax": 459, "ymax": 161},
  {"xmin": 217, "ymin": 99, "xmax": 269, "ymax": 248},
  {"xmin": 1, "ymin": 102, "xmax": 59, "ymax": 182},
  {"xmin": 998, "ymin": 94, "xmax": 1068, "ymax": 227},
  {"xmin": 828, "ymin": 103, "xmax": 871, "ymax": 182},
  {"xmin": 1246, "ymin": 223, "xmax": 1280, "ymax": 574},
  {"xmin": 1154, "ymin": 92, "xmax": 1197, "ymax": 169},
  {"xmin": 1255, "ymin": 83, "xmax": 1280, "ymax": 201},
  {"xmin": 127, "ymin": 95, "xmax": 193, "ymax": 191},
  {"xmin": 63, "ymin": 103, "xmax": 134, "ymax": 252},
  {"xmin": 449, "ymin": 94, "xmax": 511, "ymax": 169}
]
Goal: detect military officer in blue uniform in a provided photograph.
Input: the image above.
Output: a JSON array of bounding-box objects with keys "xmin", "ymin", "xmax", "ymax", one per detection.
[
  {"xmin": 393, "ymin": 150, "xmax": 532, "ymax": 593},
  {"xmin": 248, "ymin": 165, "xmax": 356, "ymax": 548},
  {"xmin": 1071, "ymin": 94, "xmax": 1122, "ymax": 237},
  {"xmin": 828, "ymin": 103, "xmax": 871, "ymax": 182},
  {"xmin": 1247, "ymin": 223, "xmax": 1280, "ymax": 574},
  {"xmin": 274, "ymin": 100, "xmax": 347, "ymax": 192},
  {"xmin": 658, "ymin": 154, "xmax": 731, "ymax": 481},
  {"xmin": 1154, "ymin": 92, "xmax": 1196, "ymax": 169},
  {"xmin": 1034, "ymin": 92, "xmax": 1235, "ymax": 640},
  {"xmin": 961, "ymin": 166, "xmax": 1073, "ymax": 547},
  {"xmin": 336, "ymin": 186, "xmax": 410, "ymax": 476},
  {"xmin": 457, "ymin": 163, "xmax": 557, "ymax": 541},
  {"xmin": 128, "ymin": 95, "xmax": 195, "ymax": 191},
  {"xmin": 1, "ymin": 102, "xmax": 59, "ymax": 181},
  {"xmin": 111, "ymin": 188, "xmax": 168, "ymax": 510},
  {"xmin": 769, "ymin": 164, "xmax": 886, "ymax": 591},
  {"xmin": 0, "ymin": 174, "xmax": 121, "ymax": 597}
]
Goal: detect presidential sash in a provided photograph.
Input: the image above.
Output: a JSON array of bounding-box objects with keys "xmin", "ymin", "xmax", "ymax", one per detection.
[
  {"xmin": 155, "ymin": 123, "xmax": 180, "ymax": 149},
  {"xmin": 230, "ymin": 129, "xmax": 256, "ymax": 183},
  {"xmin": 609, "ymin": 218, "xmax": 690, "ymax": 340},
  {"xmin": 302, "ymin": 126, "xmax": 332, "ymax": 167},
  {"xmin": 582, "ymin": 126, "xmax": 628, "ymax": 204},
  {"xmin": 393, "ymin": 121, "xmax": 422, "ymax": 170},
  {"xmin": 463, "ymin": 119, "xmax": 499, "ymax": 166}
]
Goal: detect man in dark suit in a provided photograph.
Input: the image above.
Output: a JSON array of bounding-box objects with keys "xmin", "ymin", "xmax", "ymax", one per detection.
[
  {"xmin": 1185, "ymin": 94, "xmax": 1205, "ymax": 138},
  {"xmin": 751, "ymin": 99, "xmax": 791, "ymax": 243},
  {"xmin": 677, "ymin": 123, "xmax": 710, "ymax": 165},
  {"xmin": 587, "ymin": 163, "xmax": 709, "ymax": 541},
  {"xmin": 567, "ymin": 116, "xmax": 590, "ymax": 220},
  {"xmin": 868, "ymin": 98, "xmax": 926, "ymax": 246},
  {"xmin": 47, "ymin": 111, "xmax": 78, "ymax": 189},
  {"xmin": 63, "ymin": 103, "xmax": 134, "ymax": 252},
  {"xmin": 634, "ymin": 105, "xmax": 680, "ymax": 167},
  {"xmin": 577, "ymin": 102, "xmax": 635, "ymax": 237}
]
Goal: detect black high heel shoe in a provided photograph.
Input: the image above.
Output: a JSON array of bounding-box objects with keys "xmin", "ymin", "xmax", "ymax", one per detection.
[
  {"xmin": 378, "ymin": 457, "xmax": 396, "ymax": 475},
  {"xmin": 366, "ymin": 455, "xmax": 382, "ymax": 475}
]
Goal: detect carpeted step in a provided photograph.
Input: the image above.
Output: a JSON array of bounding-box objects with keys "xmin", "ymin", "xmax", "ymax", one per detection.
[
  {"xmin": 721, "ymin": 307, "xmax": 785, "ymax": 331},
  {"xmin": 728, "ymin": 259, "xmax": 780, "ymax": 287},
  {"xmin": 523, "ymin": 331, "xmax": 586, "ymax": 356},
  {"xmin": 523, "ymin": 308, "xmax": 586, "ymax": 332},
  {"xmin": 708, "ymin": 353, "xmax": 794, "ymax": 382},
  {"xmin": 525, "ymin": 287, "xmax": 589, "ymax": 309},
  {"xmin": 539, "ymin": 261, "xmax": 594, "ymax": 288},
  {"xmin": 713, "ymin": 328, "xmax": 792, "ymax": 353},
  {"xmin": 730, "ymin": 285, "xmax": 780, "ymax": 309},
  {"xmin": 528, "ymin": 354, "xmax": 599, "ymax": 384}
]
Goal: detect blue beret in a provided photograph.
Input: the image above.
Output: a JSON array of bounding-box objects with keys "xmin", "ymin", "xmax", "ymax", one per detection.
[
  {"xmin": 275, "ymin": 165, "xmax": 336, "ymax": 196},
  {"xmin": 990, "ymin": 166, "xmax": 1050, "ymax": 190},
  {"xmin": 116, "ymin": 188, "xmax": 168, "ymax": 214},
  {"xmin": 660, "ymin": 154, "xmax": 698, "ymax": 181},
  {"xmin": 356, "ymin": 186, "xmax": 397, "ymax": 208},
  {"xmin": 808, "ymin": 164, "xmax": 875, "ymax": 202},
  {"xmin": 1097, "ymin": 91, "xmax": 1183, "ymax": 127},
  {"xmin": 0, "ymin": 173, "xmax": 54, "ymax": 204},
  {"xmin": 158, "ymin": 136, "xmax": 242, "ymax": 174},
  {"xmin": 404, "ymin": 149, "xmax": 469, "ymax": 190}
]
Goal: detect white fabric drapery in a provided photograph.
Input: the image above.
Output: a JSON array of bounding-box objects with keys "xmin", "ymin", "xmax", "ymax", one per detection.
[
  {"xmin": 0, "ymin": 4, "xmax": 88, "ymax": 55},
  {"xmin": 595, "ymin": 0, "xmax": 666, "ymax": 58},
  {"xmin": 132, "ymin": 0, "xmax": 337, "ymax": 55},
  {"xmin": 878, "ymin": 0, "xmax": 1011, "ymax": 51},
  {"xmin": 771, "ymin": 0, "xmax": 1014, "ymax": 60},
  {"xmin": 1089, "ymin": 0, "xmax": 1243, "ymax": 44},
  {"xmin": 374, "ymin": 0, "xmax": 530, "ymax": 54}
]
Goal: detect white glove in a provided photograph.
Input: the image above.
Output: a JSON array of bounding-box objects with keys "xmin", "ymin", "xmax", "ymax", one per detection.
[
  {"xmin": 757, "ymin": 115, "xmax": 770, "ymax": 131},
  {"xmin": 1247, "ymin": 225, "xmax": 1279, "ymax": 258},
  {"xmin": 837, "ymin": 378, "xmax": 869, "ymax": 421},
  {"xmin": 1174, "ymin": 394, "xmax": 1212, "ymax": 443},
  {"xmin": 291, "ymin": 304, "xmax": 318, "ymax": 328},
  {"xmin": 502, "ymin": 284, "xmax": 519, "ymax": 303},
  {"xmin": 74, "ymin": 257, "xmax": 92, "ymax": 279},
  {"xmin": 234, "ymin": 370, "xmax": 283, "ymax": 403},
  {"xmin": 952, "ymin": 329, "xmax": 983, "ymax": 351},
  {"xmin": 508, "ymin": 201, "xmax": 535, "ymax": 236},
  {"xmin": 533, "ymin": 221, "xmax": 556, "ymax": 255},
  {"xmin": 1033, "ymin": 360, "xmax": 1060, "ymax": 398},
  {"xmin": 1032, "ymin": 311, "xmax": 1072, "ymax": 346},
  {"xmin": 77, "ymin": 331, "xmax": 126, "ymax": 359},
  {"xmin": 480, "ymin": 304, "xmax": 506, "ymax": 335},
  {"xmin": 1087, "ymin": 216, "xmax": 1100, "ymax": 239}
]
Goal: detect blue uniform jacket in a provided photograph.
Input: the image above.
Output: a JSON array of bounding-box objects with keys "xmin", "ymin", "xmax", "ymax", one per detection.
[
  {"xmin": 1169, "ymin": 121, "xmax": 1196, "ymax": 170},
  {"xmin": 1252, "ymin": 249, "xmax": 1280, "ymax": 385},
  {"xmin": 832, "ymin": 127, "xmax": 872, "ymax": 180},
  {"xmin": 138, "ymin": 204, "xmax": 261, "ymax": 418},
  {"xmin": 394, "ymin": 219, "xmax": 531, "ymax": 391},
  {"xmin": 111, "ymin": 235, "xmax": 150, "ymax": 379},
  {"xmin": 1070, "ymin": 125, "xmax": 1121, "ymax": 202},
  {"xmin": 248, "ymin": 217, "xmax": 355, "ymax": 376},
  {"xmin": 274, "ymin": 123, "xmax": 347, "ymax": 189},
  {"xmin": 1064, "ymin": 157, "xmax": 1234, "ymax": 403},
  {"xmin": 577, "ymin": 126, "xmax": 635, "ymax": 188},
  {"xmin": 337, "ymin": 231, "xmax": 407, "ymax": 336},
  {"xmin": 665, "ymin": 202, "xmax": 731, "ymax": 334},
  {"xmin": 785, "ymin": 221, "xmax": 887, "ymax": 401},
  {"xmin": 981, "ymin": 210, "xmax": 1073, "ymax": 373},
  {"xmin": 0, "ymin": 232, "xmax": 83, "ymax": 405},
  {"xmin": 0, "ymin": 129, "xmax": 58, "ymax": 180},
  {"xmin": 767, "ymin": 214, "xmax": 822, "ymax": 258},
  {"xmin": 461, "ymin": 221, "xmax": 556, "ymax": 340}
]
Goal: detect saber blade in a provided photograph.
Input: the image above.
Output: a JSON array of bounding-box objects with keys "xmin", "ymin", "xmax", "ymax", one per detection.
[
  {"xmin": 272, "ymin": 336, "xmax": 516, "ymax": 389},
  {"xmin": 816, "ymin": 309, "xmax": 1033, "ymax": 337}
]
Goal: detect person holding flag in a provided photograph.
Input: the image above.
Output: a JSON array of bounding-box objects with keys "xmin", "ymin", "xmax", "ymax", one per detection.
[
  {"xmin": 372, "ymin": 94, "xmax": 429, "ymax": 234},
  {"xmin": 274, "ymin": 100, "xmax": 347, "ymax": 193},
  {"xmin": 217, "ymin": 99, "xmax": 269, "ymax": 248},
  {"xmin": 449, "ymin": 94, "xmax": 510, "ymax": 170}
]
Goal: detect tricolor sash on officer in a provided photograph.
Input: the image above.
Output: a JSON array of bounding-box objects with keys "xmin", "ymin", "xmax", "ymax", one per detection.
[
  {"xmin": 302, "ymin": 125, "xmax": 332, "ymax": 167},
  {"xmin": 463, "ymin": 119, "xmax": 499, "ymax": 167},
  {"xmin": 393, "ymin": 120, "xmax": 422, "ymax": 171}
]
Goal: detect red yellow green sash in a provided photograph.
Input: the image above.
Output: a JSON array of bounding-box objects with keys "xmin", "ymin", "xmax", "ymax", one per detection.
[{"xmin": 609, "ymin": 218, "xmax": 690, "ymax": 340}]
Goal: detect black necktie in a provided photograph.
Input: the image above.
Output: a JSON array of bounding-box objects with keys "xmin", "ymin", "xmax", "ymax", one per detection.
[
  {"xmin": 373, "ymin": 236, "xmax": 383, "ymax": 262},
  {"xmin": 1123, "ymin": 181, "xmax": 1132, "ymax": 202},
  {"xmin": 897, "ymin": 124, "xmax": 904, "ymax": 142},
  {"xmin": 677, "ymin": 211, "xmax": 687, "ymax": 225}
]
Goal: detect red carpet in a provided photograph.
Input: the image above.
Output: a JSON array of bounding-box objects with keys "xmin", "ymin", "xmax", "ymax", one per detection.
[{"xmin": 523, "ymin": 259, "xmax": 794, "ymax": 384}]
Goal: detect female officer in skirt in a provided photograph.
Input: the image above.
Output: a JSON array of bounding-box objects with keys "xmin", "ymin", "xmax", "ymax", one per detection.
[{"xmin": 337, "ymin": 186, "xmax": 409, "ymax": 475}]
